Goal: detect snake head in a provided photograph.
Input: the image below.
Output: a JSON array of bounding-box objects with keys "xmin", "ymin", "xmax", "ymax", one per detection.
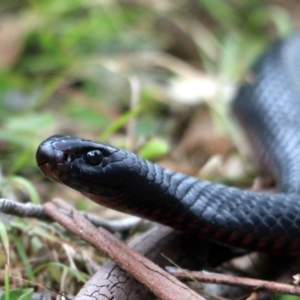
[{"xmin": 36, "ymin": 135, "xmax": 148, "ymax": 199}]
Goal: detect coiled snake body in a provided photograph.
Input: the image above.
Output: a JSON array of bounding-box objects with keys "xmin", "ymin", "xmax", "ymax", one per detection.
[{"xmin": 36, "ymin": 33, "xmax": 300, "ymax": 254}]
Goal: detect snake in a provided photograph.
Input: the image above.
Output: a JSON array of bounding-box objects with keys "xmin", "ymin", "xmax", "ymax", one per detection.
[{"xmin": 36, "ymin": 33, "xmax": 300, "ymax": 255}]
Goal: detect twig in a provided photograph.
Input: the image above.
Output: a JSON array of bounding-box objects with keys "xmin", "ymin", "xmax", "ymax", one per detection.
[
  {"xmin": 43, "ymin": 198, "xmax": 204, "ymax": 300},
  {"xmin": 0, "ymin": 198, "xmax": 50, "ymax": 220},
  {"xmin": 168, "ymin": 269, "xmax": 300, "ymax": 296},
  {"xmin": 0, "ymin": 198, "xmax": 144, "ymax": 233},
  {"xmin": 76, "ymin": 226, "xmax": 204, "ymax": 300}
]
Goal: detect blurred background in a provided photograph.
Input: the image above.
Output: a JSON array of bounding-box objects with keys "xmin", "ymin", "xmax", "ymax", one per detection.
[{"xmin": 0, "ymin": 0, "xmax": 299, "ymax": 296}]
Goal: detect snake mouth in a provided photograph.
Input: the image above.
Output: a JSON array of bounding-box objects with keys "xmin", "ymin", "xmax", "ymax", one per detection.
[{"xmin": 37, "ymin": 161, "xmax": 63, "ymax": 184}]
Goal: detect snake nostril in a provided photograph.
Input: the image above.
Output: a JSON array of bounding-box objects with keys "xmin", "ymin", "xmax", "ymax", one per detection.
[{"xmin": 64, "ymin": 152, "xmax": 75, "ymax": 163}]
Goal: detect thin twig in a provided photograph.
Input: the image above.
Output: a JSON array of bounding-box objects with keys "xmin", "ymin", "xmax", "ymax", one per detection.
[
  {"xmin": 0, "ymin": 198, "xmax": 143, "ymax": 233},
  {"xmin": 0, "ymin": 198, "xmax": 50, "ymax": 220},
  {"xmin": 44, "ymin": 198, "xmax": 204, "ymax": 300},
  {"xmin": 168, "ymin": 269, "xmax": 300, "ymax": 296},
  {"xmin": 76, "ymin": 226, "xmax": 206, "ymax": 300}
]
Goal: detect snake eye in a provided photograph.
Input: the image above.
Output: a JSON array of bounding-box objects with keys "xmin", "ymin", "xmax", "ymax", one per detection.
[{"xmin": 86, "ymin": 150, "xmax": 103, "ymax": 165}]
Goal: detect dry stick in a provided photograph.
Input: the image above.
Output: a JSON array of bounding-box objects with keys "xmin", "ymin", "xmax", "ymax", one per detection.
[
  {"xmin": 43, "ymin": 198, "xmax": 204, "ymax": 300},
  {"xmin": 76, "ymin": 226, "xmax": 204, "ymax": 300},
  {"xmin": 0, "ymin": 198, "xmax": 50, "ymax": 220},
  {"xmin": 0, "ymin": 198, "xmax": 143, "ymax": 233},
  {"xmin": 169, "ymin": 270, "xmax": 300, "ymax": 296}
]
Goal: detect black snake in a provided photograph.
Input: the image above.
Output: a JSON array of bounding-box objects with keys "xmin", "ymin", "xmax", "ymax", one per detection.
[{"xmin": 36, "ymin": 33, "xmax": 300, "ymax": 254}]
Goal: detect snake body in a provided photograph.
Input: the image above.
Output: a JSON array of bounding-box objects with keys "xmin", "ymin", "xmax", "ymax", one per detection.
[{"xmin": 36, "ymin": 33, "xmax": 300, "ymax": 254}]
